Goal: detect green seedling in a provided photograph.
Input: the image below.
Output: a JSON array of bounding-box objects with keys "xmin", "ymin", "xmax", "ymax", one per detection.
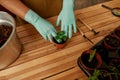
[
  {"xmin": 89, "ymin": 69, "xmax": 101, "ymax": 80},
  {"xmin": 89, "ymin": 49, "xmax": 97, "ymax": 62},
  {"xmin": 89, "ymin": 66, "xmax": 120, "ymax": 80},
  {"xmin": 54, "ymin": 31, "xmax": 67, "ymax": 43},
  {"xmin": 106, "ymin": 66, "xmax": 120, "ymax": 80}
]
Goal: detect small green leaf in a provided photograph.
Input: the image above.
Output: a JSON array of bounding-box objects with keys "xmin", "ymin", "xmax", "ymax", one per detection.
[
  {"xmin": 54, "ymin": 36, "xmax": 59, "ymax": 40},
  {"xmin": 54, "ymin": 31, "xmax": 67, "ymax": 43},
  {"xmin": 63, "ymin": 36, "xmax": 67, "ymax": 41},
  {"xmin": 88, "ymin": 69, "xmax": 101, "ymax": 80},
  {"xmin": 89, "ymin": 49, "xmax": 96, "ymax": 62},
  {"xmin": 59, "ymin": 31, "xmax": 65, "ymax": 35},
  {"xmin": 56, "ymin": 39, "xmax": 62, "ymax": 43},
  {"xmin": 59, "ymin": 35, "xmax": 63, "ymax": 39}
]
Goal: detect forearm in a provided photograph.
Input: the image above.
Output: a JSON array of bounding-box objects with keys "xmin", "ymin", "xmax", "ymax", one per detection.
[
  {"xmin": 0, "ymin": 0, "xmax": 29, "ymax": 19},
  {"xmin": 63, "ymin": 0, "xmax": 74, "ymax": 10}
]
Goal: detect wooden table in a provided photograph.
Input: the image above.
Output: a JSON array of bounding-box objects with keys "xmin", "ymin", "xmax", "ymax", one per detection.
[{"xmin": 0, "ymin": 0, "xmax": 120, "ymax": 80}]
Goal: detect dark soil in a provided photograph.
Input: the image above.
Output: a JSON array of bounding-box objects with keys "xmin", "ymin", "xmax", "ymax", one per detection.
[
  {"xmin": 0, "ymin": 25, "xmax": 12, "ymax": 47},
  {"xmin": 98, "ymin": 76, "xmax": 111, "ymax": 80},
  {"xmin": 98, "ymin": 74, "xmax": 111, "ymax": 80},
  {"xmin": 81, "ymin": 53, "xmax": 98, "ymax": 68},
  {"xmin": 110, "ymin": 59, "xmax": 120, "ymax": 68},
  {"xmin": 118, "ymin": 49, "xmax": 120, "ymax": 56},
  {"xmin": 93, "ymin": 44, "xmax": 110, "ymax": 65},
  {"xmin": 115, "ymin": 30, "xmax": 120, "ymax": 38},
  {"xmin": 105, "ymin": 35, "xmax": 120, "ymax": 47}
]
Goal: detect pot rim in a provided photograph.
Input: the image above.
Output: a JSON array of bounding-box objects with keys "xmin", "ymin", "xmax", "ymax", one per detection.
[
  {"xmin": 104, "ymin": 35, "xmax": 120, "ymax": 50},
  {"xmin": 0, "ymin": 20, "xmax": 15, "ymax": 50},
  {"xmin": 79, "ymin": 49, "xmax": 103, "ymax": 70}
]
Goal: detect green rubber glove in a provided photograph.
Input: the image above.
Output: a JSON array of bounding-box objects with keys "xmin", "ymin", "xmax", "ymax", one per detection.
[
  {"xmin": 24, "ymin": 10, "xmax": 57, "ymax": 42},
  {"xmin": 56, "ymin": 0, "xmax": 77, "ymax": 38}
]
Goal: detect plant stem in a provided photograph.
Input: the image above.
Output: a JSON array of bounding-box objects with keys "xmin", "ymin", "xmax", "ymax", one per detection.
[{"xmin": 89, "ymin": 49, "xmax": 96, "ymax": 62}]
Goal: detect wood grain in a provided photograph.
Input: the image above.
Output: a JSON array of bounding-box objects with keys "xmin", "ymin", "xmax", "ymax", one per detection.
[{"xmin": 0, "ymin": 0, "xmax": 120, "ymax": 80}]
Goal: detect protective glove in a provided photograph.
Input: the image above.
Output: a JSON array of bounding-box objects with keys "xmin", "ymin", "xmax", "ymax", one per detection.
[
  {"xmin": 24, "ymin": 10, "xmax": 57, "ymax": 42},
  {"xmin": 56, "ymin": 0, "xmax": 77, "ymax": 38}
]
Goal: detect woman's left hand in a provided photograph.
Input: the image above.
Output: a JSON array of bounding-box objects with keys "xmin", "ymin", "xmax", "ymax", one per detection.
[{"xmin": 56, "ymin": 0, "xmax": 77, "ymax": 38}]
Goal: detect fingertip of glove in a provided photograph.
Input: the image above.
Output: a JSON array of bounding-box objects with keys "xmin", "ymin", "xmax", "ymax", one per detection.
[
  {"xmin": 52, "ymin": 32, "xmax": 57, "ymax": 37},
  {"xmin": 74, "ymin": 30, "xmax": 77, "ymax": 33},
  {"xmin": 49, "ymin": 39, "xmax": 53, "ymax": 43},
  {"xmin": 42, "ymin": 35, "xmax": 48, "ymax": 41},
  {"xmin": 69, "ymin": 34, "xmax": 72, "ymax": 38},
  {"xmin": 56, "ymin": 22, "xmax": 59, "ymax": 27},
  {"xmin": 74, "ymin": 28, "xmax": 77, "ymax": 33}
]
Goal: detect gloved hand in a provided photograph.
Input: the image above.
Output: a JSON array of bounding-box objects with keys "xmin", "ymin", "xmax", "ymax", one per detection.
[
  {"xmin": 24, "ymin": 10, "xmax": 57, "ymax": 42},
  {"xmin": 56, "ymin": 0, "xmax": 77, "ymax": 38}
]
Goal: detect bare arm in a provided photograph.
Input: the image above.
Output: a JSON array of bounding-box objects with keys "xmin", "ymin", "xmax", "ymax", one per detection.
[{"xmin": 0, "ymin": 0, "xmax": 29, "ymax": 19}]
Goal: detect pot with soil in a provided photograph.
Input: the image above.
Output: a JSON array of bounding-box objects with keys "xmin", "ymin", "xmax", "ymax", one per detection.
[
  {"xmin": 109, "ymin": 58, "xmax": 120, "ymax": 67},
  {"xmin": 0, "ymin": 11, "xmax": 22, "ymax": 70},
  {"xmin": 107, "ymin": 66, "xmax": 120, "ymax": 80},
  {"xmin": 93, "ymin": 44, "xmax": 110, "ymax": 65},
  {"xmin": 77, "ymin": 49, "xmax": 102, "ymax": 71},
  {"xmin": 89, "ymin": 66, "xmax": 120, "ymax": 80},
  {"xmin": 104, "ymin": 35, "xmax": 120, "ymax": 50},
  {"xmin": 53, "ymin": 31, "xmax": 67, "ymax": 49},
  {"xmin": 89, "ymin": 69, "xmax": 112, "ymax": 80}
]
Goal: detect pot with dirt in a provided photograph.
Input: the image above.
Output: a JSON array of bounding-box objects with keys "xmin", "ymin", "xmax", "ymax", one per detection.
[
  {"xmin": 53, "ymin": 31, "xmax": 67, "ymax": 49},
  {"xmin": 77, "ymin": 49, "xmax": 102, "ymax": 71},
  {"xmin": 0, "ymin": 11, "xmax": 22, "ymax": 70},
  {"xmin": 104, "ymin": 35, "xmax": 120, "ymax": 50},
  {"xmin": 89, "ymin": 69, "xmax": 112, "ymax": 80}
]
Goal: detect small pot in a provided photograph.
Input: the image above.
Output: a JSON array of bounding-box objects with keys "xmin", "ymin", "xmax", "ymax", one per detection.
[
  {"xmin": 0, "ymin": 12, "xmax": 22, "ymax": 70},
  {"xmin": 94, "ymin": 45, "xmax": 110, "ymax": 65},
  {"xmin": 98, "ymin": 69, "xmax": 112, "ymax": 80},
  {"xmin": 53, "ymin": 37, "xmax": 67, "ymax": 49},
  {"xmin": 89, "ymin": 69, "xmax": 112, "ymax": 80},
  {"xmin": 78, "ymin": 50, "xmax": 102, "ymax": 71},
  {"xmin": 104, "ymin": 35, "xmax": 120, "ymax": 50},
  {"xmin": 109, "ymin": 59, "xmax": 120, "ymax": 67}
]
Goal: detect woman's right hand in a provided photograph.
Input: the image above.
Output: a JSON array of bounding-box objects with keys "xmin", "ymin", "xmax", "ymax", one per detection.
[{"xmin": 24, "ymin": 10, "xmax": 57, "ymax": 42}]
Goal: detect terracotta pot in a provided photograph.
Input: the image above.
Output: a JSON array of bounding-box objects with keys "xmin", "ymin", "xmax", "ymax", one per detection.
[
  {"xmin": 78, "ymin": 50, "xmax": 102, "ymax": 71},
  {"xmin": 0, "ymin": 12, "xmax": 22, "ymax": 70},
  {"xmin": 53, "ymin": 37, "xmax": 67, "ymax": 49},
  {"xmin": 104, "ymin": 35, "xmax": 120, "ymax": 50},
  {"xmin": 54, "ymin": 42, "xmax": 66, "ymax": 49}
]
